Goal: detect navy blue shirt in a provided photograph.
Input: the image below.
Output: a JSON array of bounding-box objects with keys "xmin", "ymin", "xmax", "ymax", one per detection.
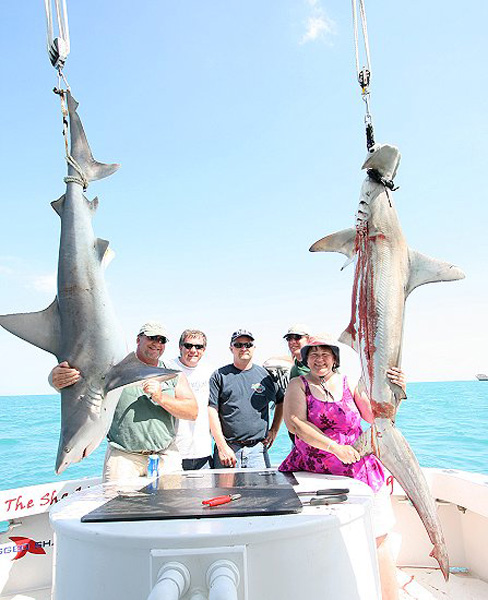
[{"xmin": 209, "ymin": 364, "xmax": 284, "ymax": 443}]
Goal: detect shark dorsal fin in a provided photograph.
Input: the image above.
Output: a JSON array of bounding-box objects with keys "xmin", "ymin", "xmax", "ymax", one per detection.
[
  {"xmin": 0, "ymin": 300, "xmax": 61, "ymax": 357},
  {"xmin": 407, "ymin": 249, "xmax": 465, "ymax": 297},
  {"xmin": 102, "ymin": 351, "xmax": 180, "ymax": 394}
]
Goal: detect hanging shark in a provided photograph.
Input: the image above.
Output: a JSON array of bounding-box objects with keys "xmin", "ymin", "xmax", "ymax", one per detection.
[
  {"xmin": 310, "ymin": 143, "xmax": 464, "ymax": 580},
  {"xmin": 0, "ymin": 92, "xmax": 178, "ymax": 474}
]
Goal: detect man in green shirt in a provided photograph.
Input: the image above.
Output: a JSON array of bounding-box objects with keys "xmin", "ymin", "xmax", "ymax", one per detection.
[
  {"xmin": 284, "ymin": 324, "xmax": 311, "ymax": 379},
  {"xmin": 50, "ymin": 321, "xmax": 198, "ymax": 481}
]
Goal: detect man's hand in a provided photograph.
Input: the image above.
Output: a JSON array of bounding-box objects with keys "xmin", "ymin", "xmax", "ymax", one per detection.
[
  {"xmin": 142, "ymin": 380, "xmax": 162, "ymax": 402},
  {"xmin": 264, "ymin": 427, "xmax": 279, "ymax": 448},
  {"xmin": 52, "ymin": 361, "xmax": 81, "ymax": 390},
  {"xmin": 217, "ymin": 443, "xmax": 237, "ymax": 467}
]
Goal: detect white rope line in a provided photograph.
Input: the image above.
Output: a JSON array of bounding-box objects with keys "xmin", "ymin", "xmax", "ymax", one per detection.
[
  {"xmin": 351, "ymin": 0, "xmax": 371, "ymax": 81},
  {"xmin": 358, "ymin": 0, "xmax": 371, "ymax": 74}
]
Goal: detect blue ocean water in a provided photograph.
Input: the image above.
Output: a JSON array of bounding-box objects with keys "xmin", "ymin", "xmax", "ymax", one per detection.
[{"xmin": 0, "ymin": 381, "xmax": 486, "ymax": 491}]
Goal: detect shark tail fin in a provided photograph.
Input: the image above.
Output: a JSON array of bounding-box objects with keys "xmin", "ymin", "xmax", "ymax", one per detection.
[
  {"xmin": 0, "ymin": 300, "xmax": 61, "ymax": 357},
  {"xmin": 66, "ymin": 91, "xmax": 120, "ymax": 183},
  {"xmin": 406, "ymin": 249, "xmax": 465, "ymax": 297}
]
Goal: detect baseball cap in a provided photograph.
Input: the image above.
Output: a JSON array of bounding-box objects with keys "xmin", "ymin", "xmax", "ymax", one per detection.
[
  {"xmin": 230, "ymin": 329, "xmax": 255, "ymax": 343},
  {"xmin": 283, "ymin": 323, "xmax": 310, "ymax": 338},
  {"xmin": 138, "ymin": 321, "xmax": 169, "ymax": 340}
]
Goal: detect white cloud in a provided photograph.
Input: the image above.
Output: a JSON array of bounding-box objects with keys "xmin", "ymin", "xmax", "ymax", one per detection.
[
  {"xmin": 0, "ymin": 257, "xmax": 56, "ymax": 295},
  {"xmin": 300, "ymin": 1, "xmax": 337, "ymax": 45},
  {"xmin": 0, "ymin": 265, "xmax": 13, "ymax": 276},
  {"xmin": 29, "ymin": 273, "xmax": 57, "ymax": 294}
]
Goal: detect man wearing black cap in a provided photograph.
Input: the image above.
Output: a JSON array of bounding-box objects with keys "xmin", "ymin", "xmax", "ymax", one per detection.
[{"xmin": 208, "ymin": 329, "xmax": 284, "ymax": 469}]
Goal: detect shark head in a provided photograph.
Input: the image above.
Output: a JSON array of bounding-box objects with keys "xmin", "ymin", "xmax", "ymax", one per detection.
[
  {"xmin": 53, "ymin": 354, "xmax": 179, "ymax": 473},
  {"xmin": 55, "ymin": 385, "xmax": 122, "ymax": 474},
  {"xmin": 362, "ymin": 143, "xmax": 401, "ymax": 182}
]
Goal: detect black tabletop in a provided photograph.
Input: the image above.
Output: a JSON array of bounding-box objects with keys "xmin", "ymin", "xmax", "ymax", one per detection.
[{"xmin": 81, "ymin": 470, "xmax": 302, "ymax": 523}]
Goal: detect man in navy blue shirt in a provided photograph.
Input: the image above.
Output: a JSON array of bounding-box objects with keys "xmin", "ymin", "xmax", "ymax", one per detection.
[{"xmin": 208, "ymin": 329, "xmax": 284, "ymax": 468}]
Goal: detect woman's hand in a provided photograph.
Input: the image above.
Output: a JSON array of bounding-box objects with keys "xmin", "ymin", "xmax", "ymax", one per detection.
[
  {"xmin": 332, "ymin": 443, "xmax": 361, "ymax": 465},
  {"xmin": 387, "ymin": 367, "xmax": 406, "ymax": 391}
]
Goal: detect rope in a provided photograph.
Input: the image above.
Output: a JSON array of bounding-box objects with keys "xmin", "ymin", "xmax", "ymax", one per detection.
[
  {"xmin": 351, "ymin": 0, "xmax": 375, "ymax": 151},
  {"xmin": 53, "ymin": 88, "xmax": 89, "ymax": 190},
  {"xmin": 45, "ymin": 1, "xmax": 88, "ymax": 190}
]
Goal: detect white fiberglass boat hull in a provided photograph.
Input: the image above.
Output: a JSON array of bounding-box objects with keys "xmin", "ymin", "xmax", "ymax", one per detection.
[{"xmin": 1, "ymin": 468, "xmax": 488, "ymax": 600}]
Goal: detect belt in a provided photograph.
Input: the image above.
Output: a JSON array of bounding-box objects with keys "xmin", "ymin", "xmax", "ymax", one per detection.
[{"xmin": 232, "ymin": 439, "xmax": 264, "ymax": 447}]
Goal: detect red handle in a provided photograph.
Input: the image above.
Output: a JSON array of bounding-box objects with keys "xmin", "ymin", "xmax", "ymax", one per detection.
[{"xmin": 202, "ymin": 495, "xmax": 232, "ymax": 507}]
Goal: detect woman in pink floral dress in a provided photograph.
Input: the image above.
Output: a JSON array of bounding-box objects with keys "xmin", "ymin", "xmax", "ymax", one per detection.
[{"xmin": 279, "ymin": 335, "xmax": 405, "ymax": 600}]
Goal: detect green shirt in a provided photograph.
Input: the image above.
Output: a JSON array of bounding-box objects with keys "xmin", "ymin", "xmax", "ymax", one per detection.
[
  {"xmin": 289, "ymin": 359, "xmax": 310, "ymax": 380},
  {"xmin": 107, "ymin": 361, "xmax": 178, "ymax": 453}
]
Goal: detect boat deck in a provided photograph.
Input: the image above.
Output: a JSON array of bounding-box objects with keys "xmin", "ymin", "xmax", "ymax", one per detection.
[
  {"xmin": 3, "ymin": 569, "xmax": 488, "ymax": 600},
  {"xmin": 399, "ymin": 567, "xmax": 488, "ymax": 599}
]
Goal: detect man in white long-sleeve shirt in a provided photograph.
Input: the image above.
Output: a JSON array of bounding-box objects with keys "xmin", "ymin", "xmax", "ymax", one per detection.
[{"xmin": 169, "ymin": 329, "xmax": 213, "ymax": 470}]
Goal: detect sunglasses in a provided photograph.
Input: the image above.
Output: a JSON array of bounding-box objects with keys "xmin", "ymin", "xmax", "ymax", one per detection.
[
  {"xmin": 144, "ymin": 335, "xmax": 167, "ymax": 344},
  {"xmin": 286, "ymin": 334, "xmax": 304, "ymax": 341},
  {"xmin": 182, "ymin": 343, "xmax": 205, "ymax": 350},
  {"xmin": 233, "ymin": 342, "xmax": 254, "ymax": 349}
]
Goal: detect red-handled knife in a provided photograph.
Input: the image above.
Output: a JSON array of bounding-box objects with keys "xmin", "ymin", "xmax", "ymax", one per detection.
[{"xmin": 202, "ymin": 493, "xmax": 242, "ymax": 507}]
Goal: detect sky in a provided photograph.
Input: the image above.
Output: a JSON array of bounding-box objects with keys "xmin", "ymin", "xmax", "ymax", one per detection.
[{"xmin": 0, "ymin": 0, "xmax": 486, "ymax": 395}]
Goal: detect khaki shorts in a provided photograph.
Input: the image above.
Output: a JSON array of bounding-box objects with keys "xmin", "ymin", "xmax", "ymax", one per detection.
[{"xmin": 103, "ymin": 442, "xmax": 182, "ymax": 482}]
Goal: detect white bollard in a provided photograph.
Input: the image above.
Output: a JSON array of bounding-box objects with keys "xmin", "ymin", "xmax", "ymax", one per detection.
[
  {"xmin": 206, "ymin": 560, "xmax": 240, "ymax": 600},
  {"xmin": 148, "ymin": 562, "xmax": 191, "ymax": 600}
]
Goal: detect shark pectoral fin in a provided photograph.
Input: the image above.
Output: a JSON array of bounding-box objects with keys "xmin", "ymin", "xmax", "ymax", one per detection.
[
  {"xmin": 103, "ymin": 351, "xmax": 180, "ymax": 394},
  {"xmin": 309, "ymin": 228, "xmax": 357, "ymax": 259},
  {"xmin": 66, "ymin": 91, "xmax": 120, "ymax": 184},
  {"xmin": 338, "ymin": 327, "xmax": 359, "ymax": 353},
  {"xmin": 406, "ymin": 249, "xmax": 465, "ymax": 297},
  {"xmin": 0, "ymin": 300, "xmax": 61, "ymax": 356}
]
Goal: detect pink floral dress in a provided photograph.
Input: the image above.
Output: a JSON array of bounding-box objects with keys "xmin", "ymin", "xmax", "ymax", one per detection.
[{"xmin": 278, "ymin": 375, "xmax": 384, "ymax": 493}]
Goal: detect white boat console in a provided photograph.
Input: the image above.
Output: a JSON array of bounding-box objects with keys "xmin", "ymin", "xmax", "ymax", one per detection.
[{"xmin": 49, "ymin": 470, "xmax": 380, "ymax": 600}]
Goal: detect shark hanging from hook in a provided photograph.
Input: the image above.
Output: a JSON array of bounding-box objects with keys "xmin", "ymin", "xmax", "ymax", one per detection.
[
  {"xmin": 310, "ymin": 143, "xmax": 465, "ymax": 580},
  {"xmin": 0, "ymin": 91, "xmax": 178, "ymax": 474}
]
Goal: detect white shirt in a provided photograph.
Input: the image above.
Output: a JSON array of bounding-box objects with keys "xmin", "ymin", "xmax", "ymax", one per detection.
[{"xmin": 169, "ymin": 357, "xmax": 213, "ymax": 459}]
